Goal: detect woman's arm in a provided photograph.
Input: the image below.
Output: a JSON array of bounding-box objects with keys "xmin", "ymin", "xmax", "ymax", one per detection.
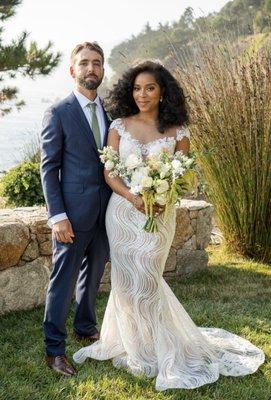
[
  {"xmin": 104, "ymin": 129, "xmax": 145, "ymax": 213},
  {"xmin": 175, "ymin": 136, "xmax": 190, "ymax": 155}
]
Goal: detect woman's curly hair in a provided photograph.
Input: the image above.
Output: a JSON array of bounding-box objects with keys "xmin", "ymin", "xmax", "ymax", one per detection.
[{"xmin": 105, "ymin": 60, "xmax": 189, "ymax": 133}]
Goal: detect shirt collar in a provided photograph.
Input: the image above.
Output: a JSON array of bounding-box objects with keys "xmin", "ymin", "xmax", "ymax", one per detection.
[{"xmin": 73, "ymin": 89, "xmax": 101, "ymax": 109}]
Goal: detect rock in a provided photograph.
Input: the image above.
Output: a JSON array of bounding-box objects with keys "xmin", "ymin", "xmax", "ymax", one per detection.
[
  {"xmin": 9, "ymin": 207, "xmax": 50, "ymax": 235},
  {"xmin": 189, "ymin": 210, "xmax": 198, "ymax": 219},
  {"xmin": 0, "ymin": 275, "xmax": 10, "ymax": 289},
  {"xmin": 182, "ymin": 235, "xmax": 197, "ymax": 250},
  {"xmin": 0, "ymin": 222, "xmax": 29, "ymax": 270},
  {"xmin": 31, "ymin": 224, "xmax": 51, "ymax": 234},
  {"xmin": 210, "ymin": 227, "xmax": 224, "ymax": 245},
  {"xmin": 22, "ymin": 238, "xmax": 40, "ymax": 261},
  {"xmin": 0, "ymin": 257, "xmax": 51, "ymax": 314},
  {"xmin": 164, "ymin": 247, "xmax": 177, "ymax": 272},
  {"xmin": 18, "ymin": 260, "xmax": 27, "ymax": 267},
  {"xmin": 44, "ymin": 256, "xmax": 52, "ymax": 270},
  {"xmin": 39, "ymin": 241, "xmax": 52, "ymax": 256},
  {"xmin": 177, "ymin": 249, "xmax": 209, "ymax": 276},
  {"xmin": 101, "ymin": 261, "xmax": 111, "ymax": 283},
  {"xmin": 180, "ymin": 199, "xmax": 212, "ymax": 211},
  {"xmin": 99, "ymin": 283, "xmax": 111, "ymax": 292},
  {"xmin": 36, "ymin": 233, "xmax": 52, "ymax": 244},
  {"xmin": 172, "ymin": 207, "xmax": 193, "ymax": 249},
  {"xmin": 191, "ymin": 219, "xmax": 197, "ymax": 230},
  {"xmin": 196, "ymin": 208, "xmax": 214, "ymax": 249}
]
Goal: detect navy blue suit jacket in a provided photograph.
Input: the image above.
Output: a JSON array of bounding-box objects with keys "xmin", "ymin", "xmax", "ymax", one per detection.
[{"xmin": 40, "ymin": 92, "xmax": 112, "ymax": 231}]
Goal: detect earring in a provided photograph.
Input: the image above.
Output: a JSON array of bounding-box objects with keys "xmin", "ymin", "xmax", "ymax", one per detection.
[{"xmin": 160, "ymin": 96, "xmax": 163, "ymax": 102}]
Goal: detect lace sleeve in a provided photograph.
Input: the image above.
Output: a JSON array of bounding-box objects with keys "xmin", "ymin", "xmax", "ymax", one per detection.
[
  {"xmin": 176, "ymin": 126, "xmax": 190, "ymax": 141},
  {"xmin": 109, "ymin": 118, "xmax": 125, "ymax": 137}
]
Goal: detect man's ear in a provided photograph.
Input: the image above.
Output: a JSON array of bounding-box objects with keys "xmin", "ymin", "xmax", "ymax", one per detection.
[{"xmin": 70, "ymin": 65, "xmax": 75, "ymax": 78}]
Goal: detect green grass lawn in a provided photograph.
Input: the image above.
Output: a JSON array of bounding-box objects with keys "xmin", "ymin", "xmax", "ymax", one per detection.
[{"xmin": 0, "ymin": 245, "xmax": 270, "ymax": 400}]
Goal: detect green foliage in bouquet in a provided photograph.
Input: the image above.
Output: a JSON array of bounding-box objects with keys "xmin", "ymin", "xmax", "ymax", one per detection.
[
  {"xmin": 177, "ymin": 40, "xmax": 271, "ymax": 263},
  {"xmin": 0, "ymin": 161, "xmax": 44, "ymax": 207}
]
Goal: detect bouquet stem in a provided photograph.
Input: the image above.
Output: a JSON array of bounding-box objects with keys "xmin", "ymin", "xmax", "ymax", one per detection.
[{"xmin": 144, "ymin": 216, "xmax": 158, "ymax": 233}]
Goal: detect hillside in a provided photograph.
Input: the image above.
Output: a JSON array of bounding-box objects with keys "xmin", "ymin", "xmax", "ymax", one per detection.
[{"xmin": 108, "ymin": 0, "xmax": 271, "ymax": 77}]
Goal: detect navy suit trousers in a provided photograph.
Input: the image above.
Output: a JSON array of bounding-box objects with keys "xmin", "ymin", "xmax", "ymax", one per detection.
[{"xmin": 43, "ymin": 223, "xmax": 109, "ymax": 356}]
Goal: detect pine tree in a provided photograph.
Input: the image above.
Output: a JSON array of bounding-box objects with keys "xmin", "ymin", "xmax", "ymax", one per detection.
[{"xmin": 0, "ymin": 0, "xmax": 61, "ymax": 115}]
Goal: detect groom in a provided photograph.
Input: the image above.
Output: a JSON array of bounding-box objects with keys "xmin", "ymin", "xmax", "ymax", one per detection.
[{"xmin": 40, "ymin": 42, "xmax": 112, "ymax": 376}]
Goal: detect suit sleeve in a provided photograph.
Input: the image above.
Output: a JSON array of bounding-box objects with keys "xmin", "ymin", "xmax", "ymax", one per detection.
[{"xmin": 40, "ymin": 106, "xmax": 66, "ymax": 219}]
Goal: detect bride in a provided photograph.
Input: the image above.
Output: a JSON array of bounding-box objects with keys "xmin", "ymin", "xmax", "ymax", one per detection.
[{"xmin": 73, "ymin": 60, "xmax": 265, "ymax": 391}]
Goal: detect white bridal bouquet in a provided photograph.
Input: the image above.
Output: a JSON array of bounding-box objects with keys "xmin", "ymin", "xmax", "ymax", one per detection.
[{"xmin": 100, "ymin": 147, "xmax": 197, "ymax": 233}]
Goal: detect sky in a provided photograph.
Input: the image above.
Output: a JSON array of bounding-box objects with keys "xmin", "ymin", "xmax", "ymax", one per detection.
[
  {"xmin": 2, "ymin": 0, "xmax": 229, "ymax": 92},
  {"xmin": 4, "ymin": 0, "xmax": 228, "ymax": 51},
  {"xmin": 1, "ymin": 0, "xmax": 229, "ymax": 170}
]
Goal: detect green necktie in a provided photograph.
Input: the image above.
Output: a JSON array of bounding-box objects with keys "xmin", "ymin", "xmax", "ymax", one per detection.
[{"xmin": 88, "ymin": 102, "xmax": 101, "ymax": 149}]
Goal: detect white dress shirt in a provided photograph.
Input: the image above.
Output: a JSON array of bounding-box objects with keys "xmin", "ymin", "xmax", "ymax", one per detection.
[
  {"xmin": 48, "ymin": 90, "xmax": 106, "ymax": 228},
  {"xmin": 73, "ymin": 89, "xmax": 106, "ymax": 144}
]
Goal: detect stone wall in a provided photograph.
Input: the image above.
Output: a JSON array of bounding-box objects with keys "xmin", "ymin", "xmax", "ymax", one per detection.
[{"xmin": 0, "ymin": 200, "xmax": 214, "ymax": 315}]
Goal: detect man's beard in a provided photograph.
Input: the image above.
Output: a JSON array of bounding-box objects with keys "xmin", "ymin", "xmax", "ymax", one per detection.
[{"xmin": 77, "ymin": 75, "xmax": 103, "ymax": 90}]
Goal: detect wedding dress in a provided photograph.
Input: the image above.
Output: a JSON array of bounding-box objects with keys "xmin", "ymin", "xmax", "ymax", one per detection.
[{"xmin": 73, "ymin": 118, "xmax": 265, "ymax": 391}]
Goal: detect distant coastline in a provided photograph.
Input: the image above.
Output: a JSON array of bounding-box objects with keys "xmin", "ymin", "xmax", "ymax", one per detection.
[{"xmin": 0, "ymin": 92, "xmax": 64, "ymax": 174}]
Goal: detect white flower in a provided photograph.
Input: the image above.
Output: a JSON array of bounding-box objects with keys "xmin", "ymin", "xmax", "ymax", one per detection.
[
  {"xmin": 147, "ymin": 155, "xmax": 163, "ymax": 171},
  {"xmin": 125, "ymin": 153, "xmax": 142, "ymax": 170},
  {"xmin": 175, "ymin": 150, "xmax": 184, "ymax": 157},
  {"xmin": 155, "ymin": 179, "xmax": 169, "ymax": 194},
  {"xmin": 108, "ymin": 170, "xmax": 118, "ymax": 178},
  {"xmin": 131, "ymin": 167, "xmax": 149, "ymax": 184},
  {"xmin": 160, "ymin": 163, "xmax": 171, "ymax": 179},
  {"xmin": 131, "ymin": 171, "xmax": 143, "ymax": 187},
  {"xmin": 155, "ymin": 193, "xmax": 167, "ymax": 206},
  {"xmin": 130, "ymin": 167, "xmax": 150, "ymax": 194},
  {"xmin": 172, "ymin": 159, "xmax": 181, "ymax": 169},
  {"xmin": 130, "ymin": 185, "xmax": 142, "ymax": 195},
  {"xmin": 141, "ymin": 176, "xmax": 153, "ymax": 189},
  {"xmin": 184, "ymin": 158, "xmax": 194, "ymax": 168},
  {"xmin": 172, "ymin": 159, "xmax": 185, "ymax": 175},
  {"xmin": 104, "ymin": 160, "xmax": 115, "ymax": 170}
]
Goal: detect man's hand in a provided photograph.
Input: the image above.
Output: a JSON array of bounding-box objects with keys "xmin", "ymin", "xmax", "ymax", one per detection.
[{"xmin": 52, "ymin": 219, "xmax": 75, "ymax": 243}]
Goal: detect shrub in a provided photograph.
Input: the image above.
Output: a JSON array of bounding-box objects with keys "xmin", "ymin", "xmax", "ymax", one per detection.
[
  {"xmin": 21, "ymin": 131, "xmax": 41, "ymax": 164},
  {"xmin": 0, "ymin": 161, "xmax": 44, "ymax": 207},
  {"xmin": 176, "ymin": 39, "xmax": 271, "ymax": 263}
]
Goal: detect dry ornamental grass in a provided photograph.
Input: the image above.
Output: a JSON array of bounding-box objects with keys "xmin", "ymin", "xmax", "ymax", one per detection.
[{"xmin": 176, "ymin": 40, "xmax": 271, "ymax": 263}]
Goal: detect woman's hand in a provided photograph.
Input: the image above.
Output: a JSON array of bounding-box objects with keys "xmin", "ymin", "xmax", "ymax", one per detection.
[
  {"xmin": 153, "ymin": 203, "xmax": 165, "ymax": 217},
  {"xmin": 127, "ymin": 193, "xmax": 165, "ymax": 216},
  {"xmin": 128, "ymin": 194, "xmax": 145, "ymax": 214}
]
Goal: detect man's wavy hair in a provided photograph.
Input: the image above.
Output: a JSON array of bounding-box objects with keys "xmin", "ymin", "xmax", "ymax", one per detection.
[
  {"xmin": 105, "ymin": 60, "xmax": 189, "ymax": 133},
  {"xmin": 70, "ymin": 41, "xmax": 104, "ymax": 65}
]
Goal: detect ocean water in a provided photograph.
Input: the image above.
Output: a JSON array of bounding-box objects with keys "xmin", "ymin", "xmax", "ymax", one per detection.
[
  {"xmin": 0, "ymin": 62, "xmax": 73, "ymax": 173},
  {"xmin": 0, "ymin": 92, "xmax": 53, "ymax": 172},
  {"xmin": 0, "ymin": 48, "xmax": 117, "ymax": 174}
]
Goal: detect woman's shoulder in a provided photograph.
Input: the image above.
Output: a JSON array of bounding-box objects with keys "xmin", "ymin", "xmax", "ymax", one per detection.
[
  {"xmin": 109, "ymin": 116, "xmax": 135, "ymax": 134},
  {"xmin": 109, "ymin": 118, "xmax": 127, "ymax": 136},
  {"xmin": 174, "ymin": 125, "xmax": 190, "ymax": 141},
  {"xmin": 109, "ymin": 117, "xmax": 123, "ymax": 130},
  {"xmin": 163, "ymin": 125, "xmax": 189, "ymax": 140}
]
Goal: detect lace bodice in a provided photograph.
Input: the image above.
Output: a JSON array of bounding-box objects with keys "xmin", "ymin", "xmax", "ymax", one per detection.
[{"xmin": 109, "ymin": 118, "xmax": 190, "ymax": 158}]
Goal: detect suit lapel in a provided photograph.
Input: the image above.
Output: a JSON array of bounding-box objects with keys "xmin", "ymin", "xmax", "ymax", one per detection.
[
  {"xmin": 101, "ymin": 100, "xmax": 111, "ymax": 147},
  {"xmin": 66, "ymin": 92, "xmax": 99, "ymax": 154}
]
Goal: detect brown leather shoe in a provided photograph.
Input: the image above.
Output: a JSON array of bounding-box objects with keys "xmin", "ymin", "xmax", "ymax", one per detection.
[
  {"xmin": 73, "ymin": 330, "xmax": 100, "ymax": 342},
  {"xmin": 45, "ymin": 355, "xmax": 76, "ymax": 376}
]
